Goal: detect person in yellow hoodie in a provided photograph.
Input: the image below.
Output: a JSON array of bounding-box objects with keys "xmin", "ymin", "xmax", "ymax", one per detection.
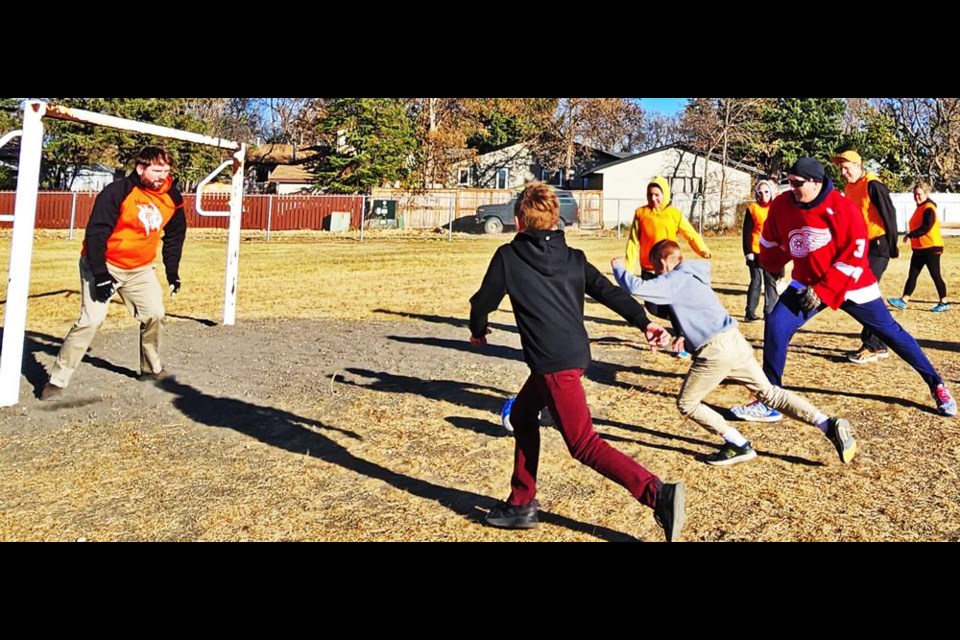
[
  {"xmin": 625, "ymin": 177, "xmax": 711, "ymax": 279},
  {"xmin": 887, "ymin": 182, "xmax": 949, "ymax": 313},
  {"xmin": 625, "ymin": 177, "xmax": 710, "ymax": 354}
]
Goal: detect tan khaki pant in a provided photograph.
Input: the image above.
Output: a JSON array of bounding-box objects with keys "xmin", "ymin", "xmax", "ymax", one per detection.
[
  {"xmin": 49, "ymin": 257, "xmax": 165, "ymax": 388},
  {"xmin": 677, "ymin": 327, "xmax": 822, "ymax": 437}
]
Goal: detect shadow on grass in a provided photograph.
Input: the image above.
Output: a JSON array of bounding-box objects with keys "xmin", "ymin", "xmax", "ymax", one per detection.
[
  {"xmin": 153, "ymin": 376, "xmax": 635, "ymax": 541},
  {"xmin": 0, "ymin": 328, "xmax": 139, "ymax": 399},
  {"xmin": 389, "ymin": 335, "xmax": 524, "ymax": 363},
  {"xmin": 167, "ymin": 313, "xmax": 217, "ymax": 327},
  {"xmin": 595, "ymin": 416, "xmax": 823, "ymax": 466},
  {"xmin": 340, "ymin": 366, "xmax": 510, "ymax": 412},
  {"xmin": 373, "ymin": 308, "xmax": 518, "ymax": 335},
  {"xmin": 0, "ymin": 288, "xmax": 77, "ymax": 305}
]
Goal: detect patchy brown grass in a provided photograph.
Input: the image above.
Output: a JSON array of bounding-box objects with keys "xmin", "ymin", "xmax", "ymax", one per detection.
[{"xmin": 1, "ymin": 229, "xmax": 958, "ymax": 541}]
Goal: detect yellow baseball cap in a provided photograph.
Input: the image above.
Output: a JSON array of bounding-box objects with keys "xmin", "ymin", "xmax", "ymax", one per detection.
[{"xmin": 830, "ymin": 150, "xmax": 862, "ymax": 165}]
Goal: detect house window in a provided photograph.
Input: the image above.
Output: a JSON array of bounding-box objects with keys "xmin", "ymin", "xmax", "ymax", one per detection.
[
  {"xmin": 541, "ymin": 168, "xmax": 563, "ymax": 186},
  {"xmin": 457, "ymin": 168, "xmax": 471, "ymax": 187},
  {"xmin": 495, "ymin": 168, "xmax": 509, "ymax": 190}
]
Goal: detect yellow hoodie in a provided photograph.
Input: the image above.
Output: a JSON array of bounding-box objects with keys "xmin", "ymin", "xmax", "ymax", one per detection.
[{"xmin": 625, "ymin": 176, "xmax": 710, "ymax": 272}]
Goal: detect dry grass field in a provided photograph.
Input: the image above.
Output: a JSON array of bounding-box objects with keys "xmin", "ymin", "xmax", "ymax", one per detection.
[{"xmin": 1, "ymin": 228, "xmax": 958, "ymax": 541}]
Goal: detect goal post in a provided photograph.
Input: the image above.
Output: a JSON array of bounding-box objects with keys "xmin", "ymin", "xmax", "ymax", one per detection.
[{"xmin": 0, "ymin": 100, "xmax": 245, "ymax": 407}]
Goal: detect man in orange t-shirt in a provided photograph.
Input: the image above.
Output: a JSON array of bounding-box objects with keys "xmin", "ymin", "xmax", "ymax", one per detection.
[{"xmin": 42, "ymin": 146, "xmax": 186, "ymax": 400}]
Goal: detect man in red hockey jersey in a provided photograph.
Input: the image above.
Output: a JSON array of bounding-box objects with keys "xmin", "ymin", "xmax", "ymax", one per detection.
[{"xmin": 731, "ymin": 157, "xmax": 955, "ymax": 422}]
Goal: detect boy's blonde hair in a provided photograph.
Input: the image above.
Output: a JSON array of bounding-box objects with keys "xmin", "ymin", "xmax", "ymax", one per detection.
[{"xmin": 514, "ymin": 182, "xmax": 559, "ymax": 231}]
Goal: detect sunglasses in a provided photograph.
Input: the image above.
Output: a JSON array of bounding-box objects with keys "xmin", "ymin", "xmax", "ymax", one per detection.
[{"xmin": 788, "ymin": 178, "xmax": 810, "ymax": 188}]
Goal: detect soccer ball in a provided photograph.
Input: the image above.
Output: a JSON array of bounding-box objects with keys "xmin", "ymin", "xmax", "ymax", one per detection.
[{"xmin": 500, "ymin": 396, "xmax": 555, "ymax": 433}]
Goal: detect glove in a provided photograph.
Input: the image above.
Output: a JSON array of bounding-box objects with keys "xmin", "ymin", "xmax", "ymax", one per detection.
[
  {"xmin": 890, "ymin": 243, "xmax": 900, "ymax": 259},
  {"xmin": 90, "ymin": 271, "xmax": 117, "ymax": 303},
  {"xmin": 799, "ymin": 286, "xmax": 821, "ymax": 312},
  {"xmin": 745, "ymin": 253, "xmax": 755, "ymax": 265},
  {"xmin": 167, "ymin": 271, "xmax": 181, "ymax": 296}
]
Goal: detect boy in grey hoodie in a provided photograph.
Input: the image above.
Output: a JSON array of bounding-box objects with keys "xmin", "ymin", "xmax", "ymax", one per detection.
[{"xmin": 612, "ymin": 240, "xmax": 857, "ymax": 466}]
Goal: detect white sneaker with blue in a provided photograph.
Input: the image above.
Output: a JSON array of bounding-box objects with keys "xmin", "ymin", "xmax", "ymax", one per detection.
[
  {"xmin": 501, "ymin": 396, "xmax": 552, "ymax": 433},
  {"xmin": 730, "ymin": 399, "xmax": 783, "ymax": 423},
  {"xmin": 500, "ymin": 396, "xmax": 517, "ymax": 433}
]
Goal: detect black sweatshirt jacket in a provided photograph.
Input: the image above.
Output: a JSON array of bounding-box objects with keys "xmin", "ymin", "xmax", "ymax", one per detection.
[{"xmin": 470, "ymin": 229, "xmax": 651, "ymax": 375}]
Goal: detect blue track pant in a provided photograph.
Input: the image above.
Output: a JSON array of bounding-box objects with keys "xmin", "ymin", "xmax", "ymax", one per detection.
[{"xmin": 762, "ymin": 286, "xmax": 942, "ymax": 390}]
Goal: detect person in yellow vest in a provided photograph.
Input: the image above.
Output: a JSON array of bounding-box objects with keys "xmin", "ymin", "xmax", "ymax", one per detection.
[
  {"xmin": 888, "ymin": 182, "xmax": 949, "ymax": 312},
  {"xmin": 830, "ymin": 150, "xmax": 900, "ymax": 365},
  {"xmin": 742, "ymin": 179, "xmax": 780, "ymax": 322},
  {"xmin": 625, "ymin": 177, "xmax": 710, "ymax": 355},
  {"xmin": 41, "ymin": 146, "xmax": 186, "ymax": 401}
]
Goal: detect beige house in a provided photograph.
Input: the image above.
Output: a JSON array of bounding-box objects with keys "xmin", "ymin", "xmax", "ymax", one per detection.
[
  {"xmin": 247, "ymin": 143, "xmax": 321, "ymax": 194},
  {"xmin": 578, "ymin": 144, "xmax": 758, "ymax": 230},
  {"xmin": 266, "ymin": 164, "xmax": 314, "ymax": 194}
]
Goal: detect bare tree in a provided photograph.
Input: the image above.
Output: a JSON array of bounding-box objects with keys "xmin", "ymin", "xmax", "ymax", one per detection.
[
  {"xmin": 842, "ymin": 98, "xmax": 872, "ymax": 135},
  {"xmin": 578, "ymin": 98, "xmax": 647, "ymax": 154},
  {"xmin": 876, "ymin": 98, "xmax": 960, "ymax": 189},
  {"xmin": 639, "ymin": 112, "xmax": 684, "ymax": 149},
  {"xmin": 682, "ymin": 98, "xmax": 769, "ymax": 230},
  {"xmin": 404, "ymin": 98, "xmax": 486, "ymax": 188},
  {"xmin": 534, "ymin": 98, "xmax": 648, "ymax": 176},
  {"xmin": 253, "ymin": 98, "xmax": 325, "ymax": 147},
  {"xmin": 182, "ymin": 98, "xmax": 261, "ymax": 143}
]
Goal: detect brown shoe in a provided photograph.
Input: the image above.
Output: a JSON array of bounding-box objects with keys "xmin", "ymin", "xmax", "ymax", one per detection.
[
  {"xmin": 40, "ymin": 383, "xmax": 64, "ymax": 400},
  {"xmin": 138, "ymin": 369, "xmax": 175, "ymax": 382}
]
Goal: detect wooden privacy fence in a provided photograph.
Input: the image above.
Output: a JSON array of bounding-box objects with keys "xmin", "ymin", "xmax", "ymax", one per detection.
[
  {"xmin": 0, "ymin": 188, "xmax": 605, "ymax": 232},
  {"xmin": 0, "ymin": 191, "xmax": 366, "ymax": 232}
]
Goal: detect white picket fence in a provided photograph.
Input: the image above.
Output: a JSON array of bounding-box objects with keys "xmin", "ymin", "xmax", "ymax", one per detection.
[{"xmin": 890, "ymin": 193, "xmax": 960, "ymax": 234}]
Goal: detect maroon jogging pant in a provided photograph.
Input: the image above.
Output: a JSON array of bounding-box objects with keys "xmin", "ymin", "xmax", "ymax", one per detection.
[{"xmin": 507, "ymin": 368, "xmax": 661, "ymax": 509}]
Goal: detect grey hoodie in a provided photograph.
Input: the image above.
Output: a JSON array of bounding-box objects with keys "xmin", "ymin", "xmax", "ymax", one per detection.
[{"xmin": 612, "ymin": 260, "xmax": 736, "ymax": 352}]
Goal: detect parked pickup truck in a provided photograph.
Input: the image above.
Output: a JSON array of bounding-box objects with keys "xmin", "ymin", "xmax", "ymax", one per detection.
[{"xmin": 475, "ymin": 190, "xmax": 580, "ymax": 234}]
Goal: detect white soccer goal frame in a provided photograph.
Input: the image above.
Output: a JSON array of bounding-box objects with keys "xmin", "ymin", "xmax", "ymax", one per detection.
[{"xmin": 0, "ymin": 100, "xmax": 246, "ymax": 407}]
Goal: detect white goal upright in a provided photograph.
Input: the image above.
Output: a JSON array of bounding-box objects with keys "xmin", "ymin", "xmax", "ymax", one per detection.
[{"xmin": 0, "ymin": 100, "xmax": 246, "ymax": 407}]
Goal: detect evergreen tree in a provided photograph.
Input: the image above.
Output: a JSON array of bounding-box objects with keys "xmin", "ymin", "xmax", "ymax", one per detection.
[{"xmin": 310, "ymin": 99, "xmax": 417, "ymax": 194}]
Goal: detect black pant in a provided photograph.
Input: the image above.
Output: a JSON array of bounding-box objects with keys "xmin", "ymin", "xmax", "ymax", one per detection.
[
  {"xmin": 903, "ymin": 249, "xmax": 947, "ymax": 300},
  {"xmin": 745, "ymin": 262, "xmax": 778, "ymax": 319},
  {"xmin": 861, "ymin": 249, "xmax": 889, "ymax": 351}
]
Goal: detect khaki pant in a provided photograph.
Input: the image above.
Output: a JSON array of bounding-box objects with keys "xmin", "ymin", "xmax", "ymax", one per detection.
[
  {"xmin": 677, "ymin": 326, "xmax": 822, "ymax": 437},
  {"xmin": 49, "ymin": 257, "xmax": 165, "ymax": 388}
]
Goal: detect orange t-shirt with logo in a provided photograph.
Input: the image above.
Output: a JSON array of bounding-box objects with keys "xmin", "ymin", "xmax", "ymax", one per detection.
[{"xmin": 83, "ymin": 173, "xmax": 185, "ymax": 272}]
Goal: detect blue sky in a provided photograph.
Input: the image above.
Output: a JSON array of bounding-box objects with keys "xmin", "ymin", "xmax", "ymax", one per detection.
[{"xmin": 639, "ymin": 98, "xmax": 688, "ymax": 116}]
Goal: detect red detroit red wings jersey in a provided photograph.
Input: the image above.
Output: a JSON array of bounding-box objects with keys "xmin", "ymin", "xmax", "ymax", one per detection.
[{"xmin": 759, "ymin": 188, "xmax": 878, "ymax": 309}]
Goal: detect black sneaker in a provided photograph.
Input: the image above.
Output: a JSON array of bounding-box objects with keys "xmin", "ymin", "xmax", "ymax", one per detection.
[
  {"xmin": 704, "ymin": 442, "xmax": 758, "ymax": 466},
  {"xmin": 653, "ymin": 482, "xmax": 686, "ymax": 542},
  {"xmin": 40, "ymin": 383, "xmax": 64, "ymax": 401},
  {"xmin": 485, "ymin": 499, "xmax": 539, "ymax": 529},
  {"xmin": 138, "ymin": 369, "xmax": 175, "ymax": 382},
  {"xmin": 826, "ymin": 417, "xmax": 857, "ymax": 464}
]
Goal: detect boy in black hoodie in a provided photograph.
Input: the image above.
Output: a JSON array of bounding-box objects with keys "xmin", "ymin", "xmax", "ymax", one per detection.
[{"xmin": 469, "ymin": 182, "xmax": 686, "ymax": 542}]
